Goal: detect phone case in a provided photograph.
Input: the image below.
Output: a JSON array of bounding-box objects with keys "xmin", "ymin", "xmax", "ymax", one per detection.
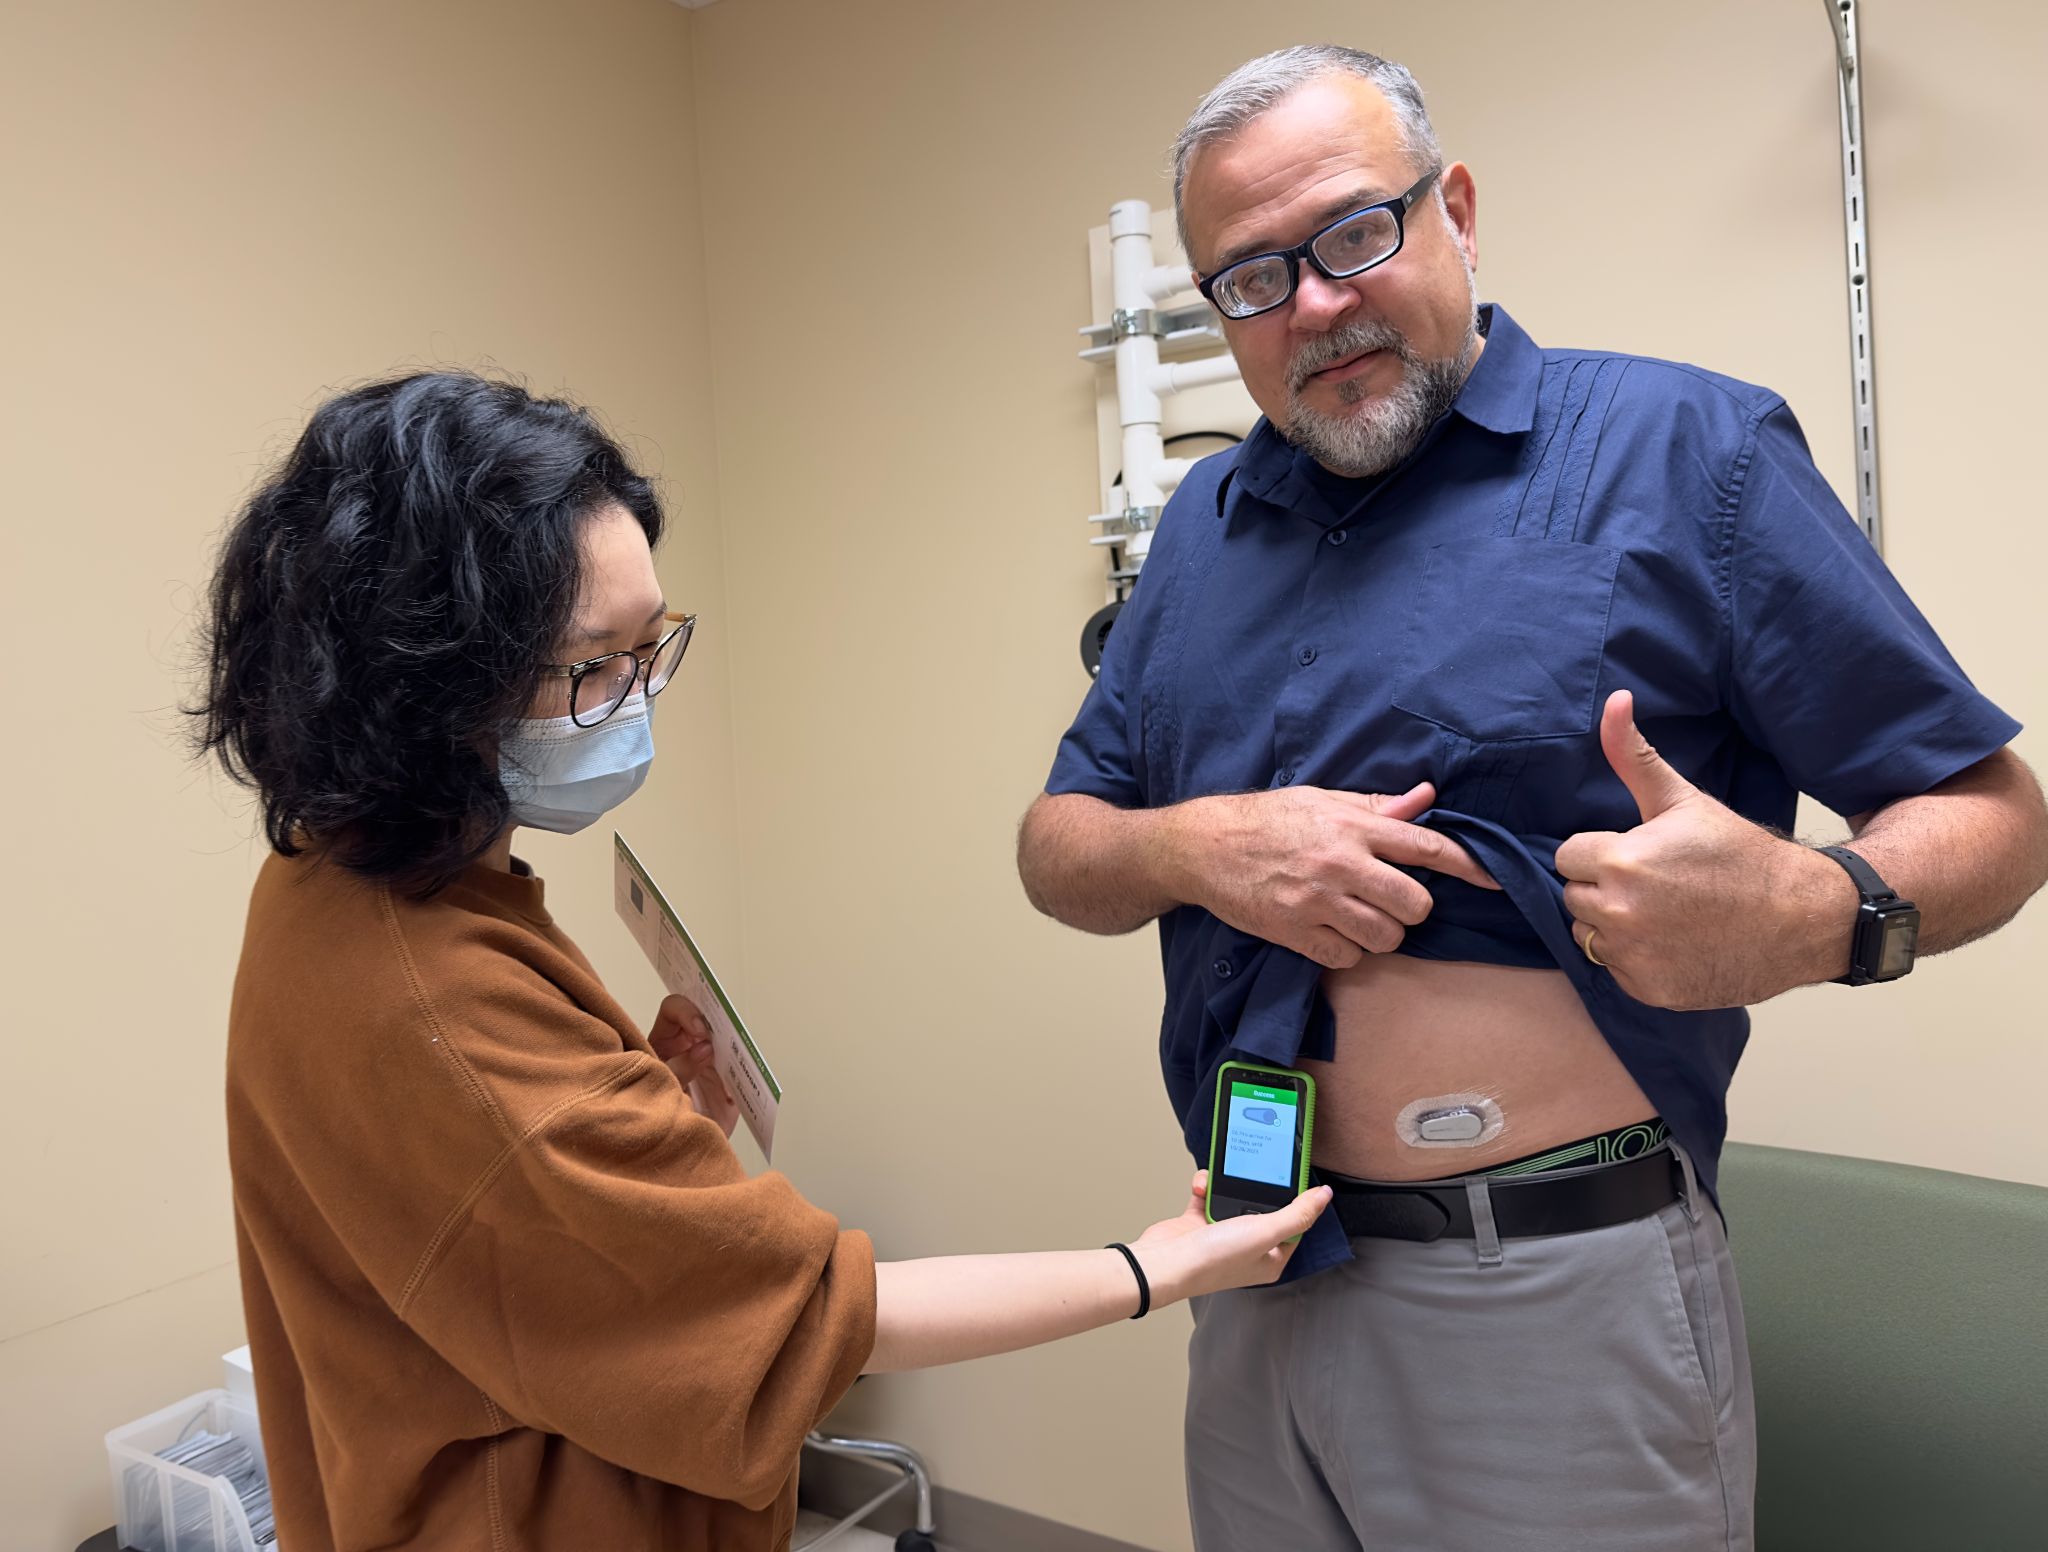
[{"xmin": 1206, "ymin": 1059, "xmax": 1318, "ymax": 1227}]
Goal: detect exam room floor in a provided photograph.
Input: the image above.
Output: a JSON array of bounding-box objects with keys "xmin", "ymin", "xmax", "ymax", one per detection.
[{"xmin": 792, "ymin": 1509, "xmax": 909, "ymax": 1549}]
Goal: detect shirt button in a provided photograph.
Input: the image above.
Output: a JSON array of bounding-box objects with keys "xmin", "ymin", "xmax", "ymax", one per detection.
[
  {"xmin": 1298, "ymin": 646, "xmax": 1318, "ymax": 666},
  {"xmin": 1277, "ymin": 767, "xmax": 1295, "ymax": 785},
  {"xmin": 1328, "ymin": 528, "xmax": 1348, "ymax": 546},
  {"xmin": 1213, "ymin": 959, "xmax": 1235, "ymax": 980}
]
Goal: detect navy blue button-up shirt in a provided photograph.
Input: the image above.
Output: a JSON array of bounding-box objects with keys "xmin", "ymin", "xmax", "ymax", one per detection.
[{"xmin": 1046, "ymin": 304, "xmax": 2020, "ymax": 1279}]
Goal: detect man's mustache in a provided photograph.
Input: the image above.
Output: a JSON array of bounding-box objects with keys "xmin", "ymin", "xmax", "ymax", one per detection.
[{"xmin": 1287, "ymin": 322, "xmax": 1414, "ymax": 392}]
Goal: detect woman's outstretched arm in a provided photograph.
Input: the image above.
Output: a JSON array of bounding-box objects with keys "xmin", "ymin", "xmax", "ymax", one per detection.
[{"xmin": 865, "ymin": 1173, "xmax": 1330, "ymax": 1373}]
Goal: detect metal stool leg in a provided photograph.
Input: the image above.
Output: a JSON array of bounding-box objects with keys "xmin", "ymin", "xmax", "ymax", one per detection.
[{"xmin": 796, "ymin": 1430, "xmax": 937, "ymax": 1551}]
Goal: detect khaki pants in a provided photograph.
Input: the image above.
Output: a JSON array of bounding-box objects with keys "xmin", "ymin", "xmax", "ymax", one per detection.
[{"xmin": 1185, "ymin": 1148, "xmax": 1755, "ymax": 1552}]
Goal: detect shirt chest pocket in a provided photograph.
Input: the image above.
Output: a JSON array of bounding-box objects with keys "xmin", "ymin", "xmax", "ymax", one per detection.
[{"xmin": 1391, "ymin": 538, "xmax": 1621, "ymax": 741}]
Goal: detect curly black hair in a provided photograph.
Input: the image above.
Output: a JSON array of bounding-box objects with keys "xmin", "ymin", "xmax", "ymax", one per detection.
[{"xmin": 193, "ymin": 371, "xmax": 663, "ymax": 897}]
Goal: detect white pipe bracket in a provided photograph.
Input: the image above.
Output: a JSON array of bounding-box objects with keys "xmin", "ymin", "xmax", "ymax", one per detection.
[{"xmin": 1088, "ymin": 505, "xmax": 1162, "ymax": 538}]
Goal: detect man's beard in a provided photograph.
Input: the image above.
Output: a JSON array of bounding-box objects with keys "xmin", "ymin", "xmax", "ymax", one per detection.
[{"xmin": 1281, "ymin": 271, "xmax": 1481, "ymax": 478}]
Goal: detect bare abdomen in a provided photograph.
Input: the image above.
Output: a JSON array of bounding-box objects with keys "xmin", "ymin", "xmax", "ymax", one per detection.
[{"xmin": 1298, "ymin": 953, "xmax": 1657, "ymax": 1180}]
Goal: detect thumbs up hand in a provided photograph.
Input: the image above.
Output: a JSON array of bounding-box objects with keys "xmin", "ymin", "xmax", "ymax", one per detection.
[
  {"xmin": 1555, "ymin": 690, "xmax": 1855, "ymax": 1010},
  {"xmin": 1594, "ymin": 687, "xmax": 1706, "ymax": 824}
]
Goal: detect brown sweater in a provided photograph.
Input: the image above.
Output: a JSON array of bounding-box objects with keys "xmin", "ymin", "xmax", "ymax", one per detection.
[{"xmin": 226, "ymin": 850, "xmax": 876, "ymax": 1551}]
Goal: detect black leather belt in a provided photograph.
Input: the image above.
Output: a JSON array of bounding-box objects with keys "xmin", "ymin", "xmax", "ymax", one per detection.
[{"xmin": 1325, "ymin": 1148, "xmax": 1684, "ymax": 1243}]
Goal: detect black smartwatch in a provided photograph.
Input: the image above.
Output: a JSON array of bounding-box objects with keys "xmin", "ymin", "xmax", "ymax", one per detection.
[{"xmin": 1816, "ymin": 845, "xmax": 1920, "ymax": 986}]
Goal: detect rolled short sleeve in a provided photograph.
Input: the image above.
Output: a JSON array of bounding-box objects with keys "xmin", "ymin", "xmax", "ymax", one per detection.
[
  {"xmin": 1046, "ymin": 633, "xmax": 1143, "ymax": 804},
  {"xmin": 1044, "ymin": 544, "xmax": 1171, "ymax": 808},
  {"xmin": 1043, "ymin": 451, "xmax": 1240, "ymax": 807},
  {"xmin": 1727, "ymin": 401, "xmax": 2021, "ymax": 817}
]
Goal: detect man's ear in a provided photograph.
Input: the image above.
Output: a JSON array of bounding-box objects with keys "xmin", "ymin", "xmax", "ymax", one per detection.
[{"xmin": 1440, "ymin": 161, "xmax": 1479, "ymax": 275}]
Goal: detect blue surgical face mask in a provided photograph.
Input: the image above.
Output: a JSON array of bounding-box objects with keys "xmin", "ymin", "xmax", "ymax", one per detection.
[{"xmin": 499, "ymin": 692, "xmax": 654, "ymax": 835}]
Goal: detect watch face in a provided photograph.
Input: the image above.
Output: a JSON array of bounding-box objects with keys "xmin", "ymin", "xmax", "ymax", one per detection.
[{"xmin": 1877, "ymin": 909, "xmax": 1920, "ymax": 979}]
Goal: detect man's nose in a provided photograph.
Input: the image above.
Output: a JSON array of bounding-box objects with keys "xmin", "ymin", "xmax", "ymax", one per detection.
[{"xmin": 1289, "ymin": 264, "xmax": 1359, "ymax": 331}]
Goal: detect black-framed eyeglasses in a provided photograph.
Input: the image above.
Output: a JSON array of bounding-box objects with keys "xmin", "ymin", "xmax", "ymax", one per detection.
[
  {"xmin": 1196, "ymin": 168, "xmax": 1441, "ymax": 321},
  {"xmin": 539, "ymin": 611, "xmax": 696, "ymax": 727}
]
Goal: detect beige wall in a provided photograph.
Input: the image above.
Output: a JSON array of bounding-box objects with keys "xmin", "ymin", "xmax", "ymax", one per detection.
[
  {"xmin": 5, "ymin": 0, "xmax": 2043, "ymax": 1547},
  {"xmin": 0, "ymin": 1, "xmax": 733, "ymax": 1543},
  {"xmin": 687, "ymin": 1, "xmax": 2045, "ymax": 1546}
]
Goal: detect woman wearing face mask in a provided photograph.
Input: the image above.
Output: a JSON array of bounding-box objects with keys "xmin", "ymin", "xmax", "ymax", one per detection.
[{"xmin": 196, "ymin": 372, "xmax": 1327, "ymax": 1552}]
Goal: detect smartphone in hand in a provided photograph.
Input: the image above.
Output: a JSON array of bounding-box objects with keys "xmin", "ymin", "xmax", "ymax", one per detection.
[{"xmin": 1205, "ymin": 1060, "xmax": 1317, "ymax": 1239}]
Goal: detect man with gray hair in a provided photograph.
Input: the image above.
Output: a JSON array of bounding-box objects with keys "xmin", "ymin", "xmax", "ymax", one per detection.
[{"xmin": 1020, "ymin": 43, "xmax": 2044, "ymax": 1551}]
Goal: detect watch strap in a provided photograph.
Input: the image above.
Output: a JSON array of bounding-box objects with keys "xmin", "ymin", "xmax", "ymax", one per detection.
[
  {"xmin": 1817, "ymin": 845, "xmax": 1918, "ymax": 986},
  {"xmin": 1817, "ymin": 845, "xmax": 1898, "ymax": 904}
]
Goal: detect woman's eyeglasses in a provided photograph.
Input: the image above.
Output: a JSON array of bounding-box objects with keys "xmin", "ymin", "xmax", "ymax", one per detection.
[{"xmin": 539, "ymin": 611, "xmax": 696, "ymax": 727}]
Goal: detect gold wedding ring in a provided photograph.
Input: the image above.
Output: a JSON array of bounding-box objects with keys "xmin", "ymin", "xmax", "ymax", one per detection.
[{"xmin": 1582, "ymin": 927, "xmax": 1607, "ymax": 967}]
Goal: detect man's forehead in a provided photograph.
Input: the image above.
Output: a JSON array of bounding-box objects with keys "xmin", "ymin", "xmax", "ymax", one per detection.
[{"xmin": 1183, "ymin": 76, "xmax": 1408, "ymax": 266}]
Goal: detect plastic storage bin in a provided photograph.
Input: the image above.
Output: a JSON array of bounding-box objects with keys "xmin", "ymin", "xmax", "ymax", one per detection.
[{"xmin": 105, "ymin": 1388, "xmax": 271, "ymax": 1552}]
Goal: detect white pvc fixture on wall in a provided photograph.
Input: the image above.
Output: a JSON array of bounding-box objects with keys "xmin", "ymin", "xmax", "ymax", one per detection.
[
  {"xmin": 1107, "ymin": 200, "xmax": 1171, "ymax": 556},
  {"xmin": 1086, "ymin": 199, "xmax": 1242, "ymax": 569}
]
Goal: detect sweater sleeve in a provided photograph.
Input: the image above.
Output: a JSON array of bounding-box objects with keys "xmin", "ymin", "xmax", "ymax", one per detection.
[{"xmin": 396, "ymin": 1052, "xmax": 877, "ymax": 1510}]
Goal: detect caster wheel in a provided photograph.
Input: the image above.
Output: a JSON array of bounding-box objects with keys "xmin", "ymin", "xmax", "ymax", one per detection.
[
  {"xmin": 1080, "ymin": 600, "xmax": 1123, "ymax": 678},
  {"xmin": 894, "ymin": 1532, "xmax": 938, "ymax": 1552}
]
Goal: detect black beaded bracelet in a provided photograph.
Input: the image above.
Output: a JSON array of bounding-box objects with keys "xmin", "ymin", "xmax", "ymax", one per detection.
[{"xmin": 1104, "ymin": 1241, "xmax": 1150, "ymax": 1320}]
